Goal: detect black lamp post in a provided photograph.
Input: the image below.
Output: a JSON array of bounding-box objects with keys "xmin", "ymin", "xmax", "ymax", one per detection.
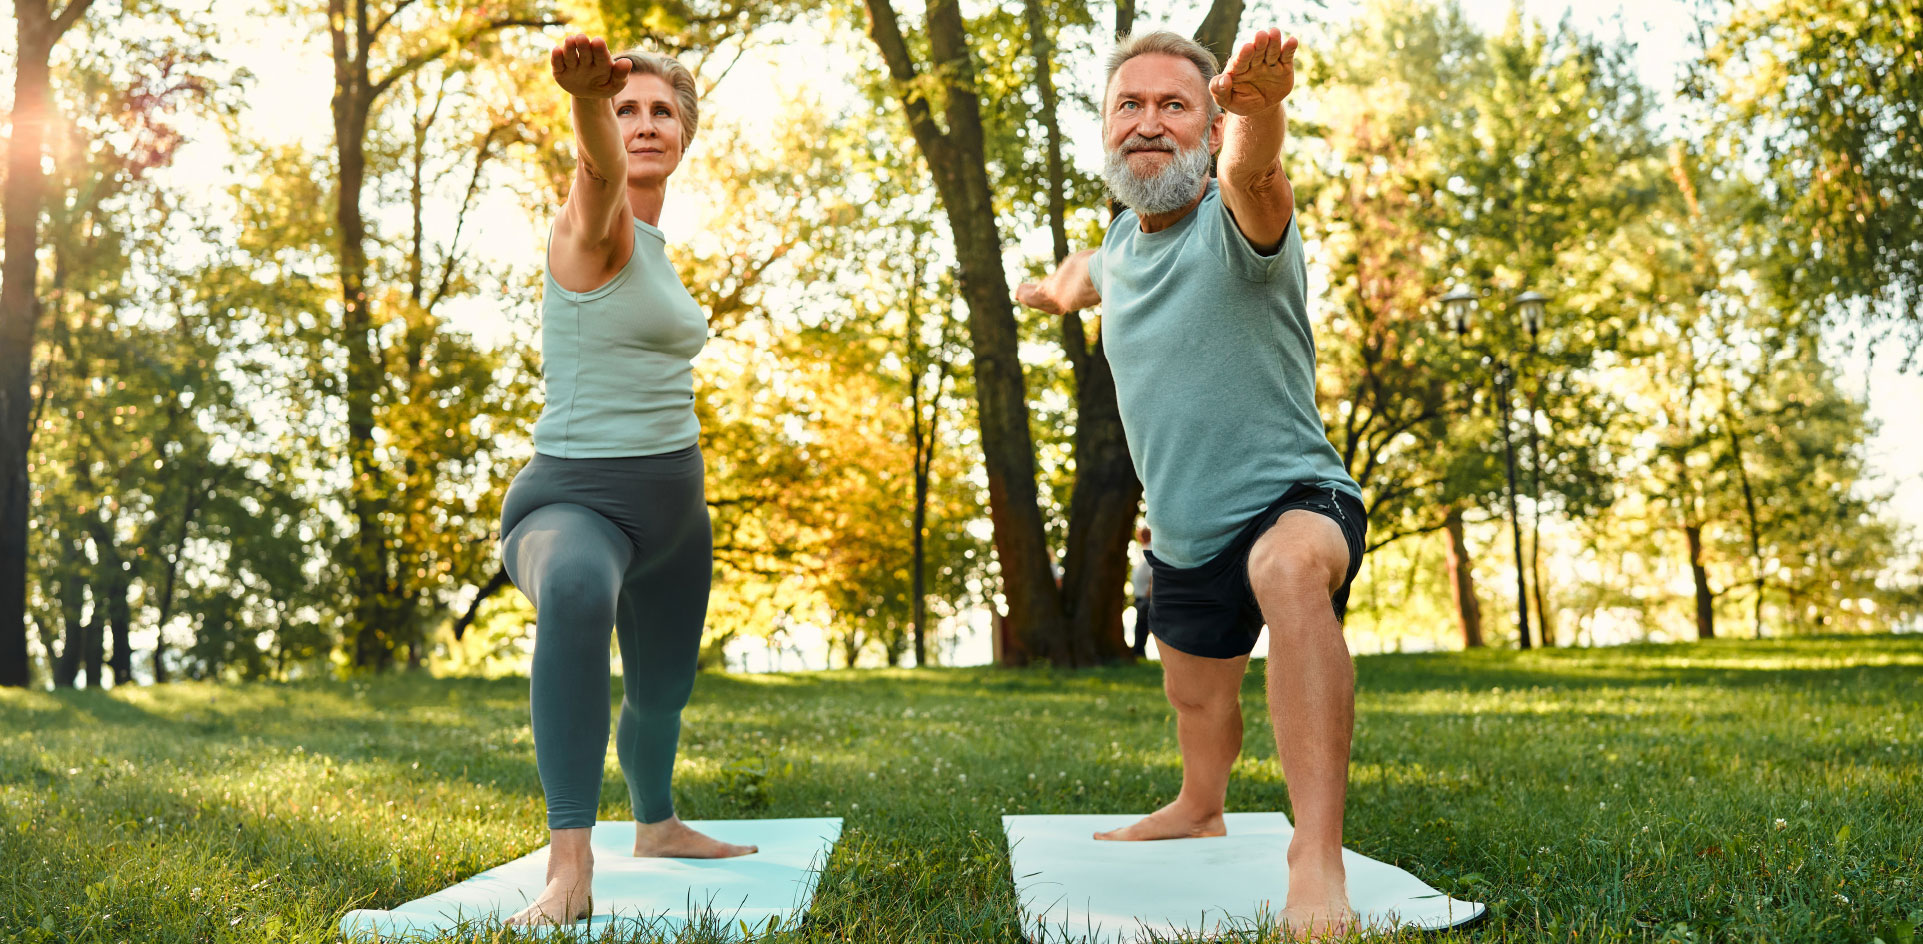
[{"xmin": 1442, "ymin": 286, "xmax": 1548, "ymax": 651}]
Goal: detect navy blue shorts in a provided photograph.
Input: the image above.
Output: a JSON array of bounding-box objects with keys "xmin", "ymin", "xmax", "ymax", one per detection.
[{"xmin": 1146, "ymin": 482, "xmax": 1367, "ymax": 660}]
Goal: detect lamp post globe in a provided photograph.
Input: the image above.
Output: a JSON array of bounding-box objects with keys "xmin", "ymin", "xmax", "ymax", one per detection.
[
  {"xmin": 1515, "ymin": 290, "xmax": 1548, "ymax": 337},
  {"xmin": 1441, "ymin": 286, "xmax": 1478, "ymax": 334}
]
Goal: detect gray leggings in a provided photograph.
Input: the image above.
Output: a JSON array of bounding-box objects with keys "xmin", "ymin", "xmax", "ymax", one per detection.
[{"xmin": 498, "ymin": 446, "xmax": 709, "ymax": 828}]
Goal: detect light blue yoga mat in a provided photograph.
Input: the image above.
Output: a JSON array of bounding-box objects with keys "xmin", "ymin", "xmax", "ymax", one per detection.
[
  {"xmin": 339, "ymin": 818, "xmax": 840, "ymax": 941},
  {"xmin": 1004, "ymin": 812, "xmax": 1483, "ymax": 942}
]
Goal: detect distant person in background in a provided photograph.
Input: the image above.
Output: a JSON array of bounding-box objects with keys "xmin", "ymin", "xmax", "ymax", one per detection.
[{"xmin": 1131, "ymin": 526, "xmax": 1154, "ymax": 657}]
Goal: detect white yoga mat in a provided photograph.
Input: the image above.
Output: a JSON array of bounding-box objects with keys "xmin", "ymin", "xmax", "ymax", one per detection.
[
  {"xmin": 1004, "ymin": 813, "xmax": 1483, "ymax": 942},
  {"xmin": 339, "ymin": 817, "xmax": 841, "ymax": 941}
]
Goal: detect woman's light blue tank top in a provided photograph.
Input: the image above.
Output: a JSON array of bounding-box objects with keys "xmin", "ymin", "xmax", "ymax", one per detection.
[{"xmin": 532, "ymin": 217, "xmax": 708, "ymax": 458}]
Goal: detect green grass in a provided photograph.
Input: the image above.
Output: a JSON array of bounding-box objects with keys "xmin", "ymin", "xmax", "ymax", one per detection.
[{"xmin": 4, "ymin": 636, "xmax": 1921, "ymax": 943}]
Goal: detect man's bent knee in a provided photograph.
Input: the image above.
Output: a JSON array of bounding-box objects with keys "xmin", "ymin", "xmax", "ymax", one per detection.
[
  {"xmin": 1164, "ymin": 678, "xmax": 1239, "ymax": 716},
  {"xmin": 1249, "ymin": 513, "xmax": 1347, "ymax": 599}
]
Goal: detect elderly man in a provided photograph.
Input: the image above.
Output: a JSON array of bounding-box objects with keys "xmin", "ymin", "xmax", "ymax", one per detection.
[{"xmin": 1016, "ymin": 28, "xmax": 1366, "ymax": 936}]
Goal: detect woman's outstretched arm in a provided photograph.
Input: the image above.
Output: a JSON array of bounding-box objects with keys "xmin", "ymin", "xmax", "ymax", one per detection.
[{"xmin": 550, "ymin": 34, "xmax": 634, "ymax": 273}]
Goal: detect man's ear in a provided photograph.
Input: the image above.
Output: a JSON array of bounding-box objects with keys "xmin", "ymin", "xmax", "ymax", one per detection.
[{"xmin": 1209, "ymin": 111, "xmax": 1226, "ymax": 155}]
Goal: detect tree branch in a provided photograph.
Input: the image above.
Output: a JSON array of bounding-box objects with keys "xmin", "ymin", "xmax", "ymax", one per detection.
[
  {"xmin": 50, "ymin": 0, "xmax": 95, "ymax": 38},
  {"xmin": 368, "ymin": 0, "xmax": 419, "ymax": 48},
  {"xmin": 863, "ymin": 0, "xmax": 952, "ymax": 176},
  {"xmin": 450, "ymin": 564, "xmax": 508, "ymax": 640},
  {"xmin": 370, "ymin": 17, "xmax": 563, "ymax": 102}
]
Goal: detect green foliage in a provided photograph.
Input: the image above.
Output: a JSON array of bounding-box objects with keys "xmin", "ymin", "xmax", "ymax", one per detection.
[
  {"xmin": 14, "ymin": 0, "xmax": 1919, "ymax": 682},
  {"xmin": 1696, "ymin": 0, "xmax": 1923, "ymax": 360},
  {"xmin": 2, "ymin": 635, "xmax": 1920, "ymax": 941}
]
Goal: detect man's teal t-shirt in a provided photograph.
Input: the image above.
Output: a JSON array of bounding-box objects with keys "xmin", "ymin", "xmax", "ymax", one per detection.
[{"xmin": 1089, "ymin": 178, "xmax": 1360, "ymax": 569}]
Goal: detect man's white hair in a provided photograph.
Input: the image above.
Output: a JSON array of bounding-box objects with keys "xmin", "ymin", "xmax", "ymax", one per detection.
[{"xmin": 1103, "ymin": 30, "xmax": 1222, "ymax": 121}]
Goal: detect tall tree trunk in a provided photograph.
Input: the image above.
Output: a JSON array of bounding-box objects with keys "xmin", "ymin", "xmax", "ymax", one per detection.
[
  {"xmin": 1685, "ymin": 522, "xmax": 1715, "ymax": 640},
  {"xmin": 150, "ymin": 479, "xmax": 203, "ymax": 685},
  {"xmin": 865, "ymin": 0, "xmax": 1065, "ymax": 663},
  {"xmin": 332, "ymin": 0, "xmax": 395, "ymax": 671},
  {"xmin": 1191, "ymin": 0, "xmax": 1245, "ymax": 65},
  {"xmin": 1, "ymin": 0, "xmax": 96, "ymax": 688},
  {"xmin": 1443, "ymin": 507, "xmax": 1483, "ymax": 648},
  {"xmin": 864, "ymin": 0, "xmax": 1242, "ymax": 667},
  {"xmin": 1032, "ymin": 0, "xmax": 1140, "ymax": 665},
  {"xmin": 52, "ymin": 571, "xmax": 84, "ymax": 687},
  {"xmin": 80, "ymin": 593, "xmax": 104, "ymax": 688},
  {"xmin": 106, "ymin": 570, "xmax": 132, "ymax": 685},
  {"xmin": 1723, "ymin": 418, "xmax": 1766, "ymax": 638},
  {"xmin": 905, "ymin": 250, "xmax": 941, "ymax": 668},
  {"xmin": 92, "ymin": 532, "xmax": 133, "ymax": 686}
]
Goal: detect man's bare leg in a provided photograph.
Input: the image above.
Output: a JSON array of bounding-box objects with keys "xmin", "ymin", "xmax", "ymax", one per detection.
[
  {"xmin": 506, "ymin": 827, "xmax": 593, "ymax": 927},
  {"xmin": 1249, "ymin": 510, "xmax": 1357, "ymax": 938},
  {"xmin": 1096, "ymin": 646, "xmax": 1249, "ymax": 840}
]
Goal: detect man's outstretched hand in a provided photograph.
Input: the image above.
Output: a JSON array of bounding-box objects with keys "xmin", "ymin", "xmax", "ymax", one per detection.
[
  {"xmin": 551, "ymin": 34, "xmax": 632, "ymax": 99},
  {"xmin": 1209, "ymin": 28, "xmax": 1298, "ymax": 116},
  {"xmin": 1015, "ymin": 281, "xmax": 1064, "ymax": 315}
]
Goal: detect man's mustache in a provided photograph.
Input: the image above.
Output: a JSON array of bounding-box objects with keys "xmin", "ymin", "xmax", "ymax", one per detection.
[{"xmin": 1118, "ymin": 135, "xmax": 1176, "ymax": 154}]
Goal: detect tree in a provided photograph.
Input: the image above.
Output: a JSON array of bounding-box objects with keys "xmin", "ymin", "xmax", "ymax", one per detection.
[
  {"xmin": 317, "ymin": 0, "xmax": 562, "ymax": 669},
  {"xmin": 1697, "ymin": 0, "xmax": 1923, "ymax": 363},
  {"xmin": 859, "ymin": 0, "xmax": 1247, "ymax": 666},
  {"xmin": 2, "ymin": 0, "xmax": 97, "ymax": 687}
]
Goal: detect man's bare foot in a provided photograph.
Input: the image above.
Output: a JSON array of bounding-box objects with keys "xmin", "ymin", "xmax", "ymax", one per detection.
[
  {"xmin": 505, "ymin": 860, "xmax": 592, "ymax": 927},
  {"xmin": 1280, "ymin": 847, "xmax": 1355, "ymax": 941},
  {"xmin": 633, "ymin": 816, "xmax": 758, "ymax": 858},
  {"xmin": 1093, "ymin": 797, "xmax": 1227, "ymax": 841}
]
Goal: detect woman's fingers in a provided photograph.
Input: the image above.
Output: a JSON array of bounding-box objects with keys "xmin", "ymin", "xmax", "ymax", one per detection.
[{"xmin": 551, "ymin": 33, "xmax": 632, "ymax": 95}]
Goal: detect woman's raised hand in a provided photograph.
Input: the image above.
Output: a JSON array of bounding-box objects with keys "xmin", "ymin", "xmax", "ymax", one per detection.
[{"xmin": 551, "ymin": 34, "xmax": 632, "ymax": 98}]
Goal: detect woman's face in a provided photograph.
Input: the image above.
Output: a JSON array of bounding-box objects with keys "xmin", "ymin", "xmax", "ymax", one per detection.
[{"xmin": 614, "ymin": 71, "xmax": 684, "ymax": 184}]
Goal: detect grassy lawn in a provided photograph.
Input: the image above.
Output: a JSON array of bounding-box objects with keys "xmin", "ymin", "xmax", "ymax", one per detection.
[{"xmin": 3, "ymin": 635, "xmax": 1920, "ymax": 943}]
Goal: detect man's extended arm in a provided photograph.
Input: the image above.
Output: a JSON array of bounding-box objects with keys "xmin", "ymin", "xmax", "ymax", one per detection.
[
  {"xmin": 1015, "ymin": 248, "xmax": 1102, "ymax": 314},
  {"xmin": 1210, "ymin": 28, "xmax": 1298, "ymax": 254}
]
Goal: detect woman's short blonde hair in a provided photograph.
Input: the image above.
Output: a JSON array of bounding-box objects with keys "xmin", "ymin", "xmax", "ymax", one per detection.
[{"xmin": 613, "ymin": 49, "xmax": 700, "ymax": 149}]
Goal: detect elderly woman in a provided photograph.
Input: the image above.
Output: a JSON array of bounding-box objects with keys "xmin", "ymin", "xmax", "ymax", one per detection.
[{"xmin": 496, "ymin": 34, "xmax": 753, "ymax": 928}]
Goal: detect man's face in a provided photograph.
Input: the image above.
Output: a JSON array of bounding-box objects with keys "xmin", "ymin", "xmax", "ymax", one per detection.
[{"xmin": 1103, "ymin": 53, "xmax": 1222, "ymax": 175}]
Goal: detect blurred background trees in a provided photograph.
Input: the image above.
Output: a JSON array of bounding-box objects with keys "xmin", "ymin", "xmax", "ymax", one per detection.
[{"xmin": 2, "ymin": 0, "xmax": 1916, "ymax": 687}]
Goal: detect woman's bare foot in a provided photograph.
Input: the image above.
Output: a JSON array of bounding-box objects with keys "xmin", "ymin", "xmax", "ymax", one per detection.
[
  {"xmin": 506, "ymin": 828, "xmax": 593, "ymax": 928},
  {"xmin": 1280, "ymin": 846, "xmax": 1355, "ymax": 941},
  {"xmin": 1279, "ymin": 906, "xmax": 1358, "ymax": 941},
  {"xmin": 633, "ymin": 816, "xmax": 758, "ymax": 858},
  {"xmin": 1093, "ymin": 797, "xmax": 1227, "ymax": 841}
]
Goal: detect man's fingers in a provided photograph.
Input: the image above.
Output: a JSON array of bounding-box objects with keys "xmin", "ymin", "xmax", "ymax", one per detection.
[
  {"xmin": 1280, "ymin": 35, "xmax": 1298, "ymax": 64},
  {"xmin": 1228, "ymin": 39, "xmax": 1258, "ymax": 76}
]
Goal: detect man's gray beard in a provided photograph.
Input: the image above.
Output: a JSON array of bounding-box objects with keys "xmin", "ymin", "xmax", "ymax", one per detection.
[{"xmin": 1103, "ymin": 133, "xmax": 1212, "ymax": 215}]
